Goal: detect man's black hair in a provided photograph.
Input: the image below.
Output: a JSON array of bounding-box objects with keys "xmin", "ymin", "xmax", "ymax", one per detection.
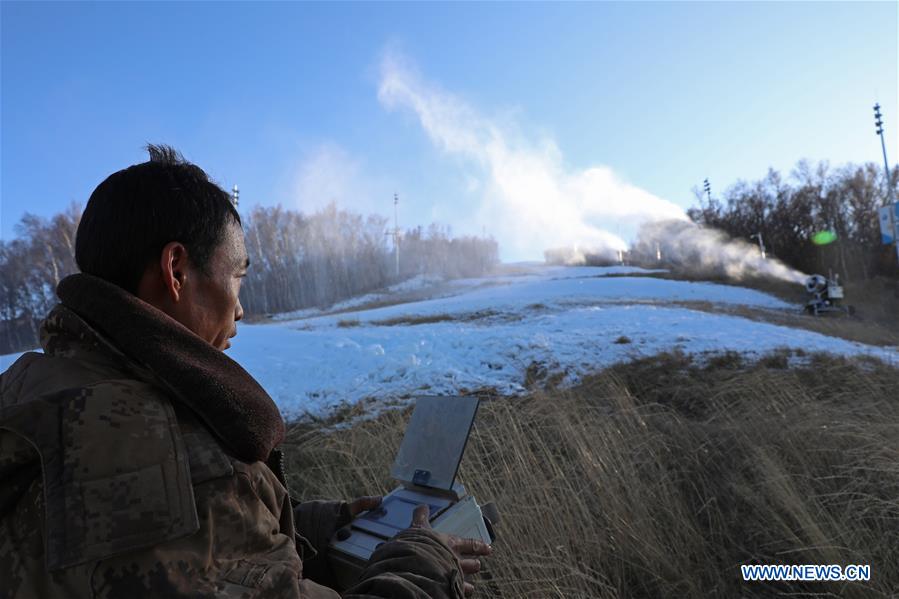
[{"xmin": 75, "ymin": 144, "xmax": 242, "ymax": 294}]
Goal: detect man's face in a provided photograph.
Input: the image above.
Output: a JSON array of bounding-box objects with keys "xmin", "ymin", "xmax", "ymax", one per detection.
[{"xmin": 180, "ymin": 220, "xmax": 248, "ymax": 351}]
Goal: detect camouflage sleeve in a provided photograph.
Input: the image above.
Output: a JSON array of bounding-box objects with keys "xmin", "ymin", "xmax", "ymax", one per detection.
[
  {"xmin": 293, "ymin": 499, "xmax": 352, "ymax": 554},
  {"xmin": 343, "ymin": 528, "xmax": 465, "ymax": 599},
  {"xmin": 293, "ymin": 499, "xmax": 352, "ymax": 587},
  {"xmin": 90, "ymin": 461, "xmax": 342, "ymax": 599}
]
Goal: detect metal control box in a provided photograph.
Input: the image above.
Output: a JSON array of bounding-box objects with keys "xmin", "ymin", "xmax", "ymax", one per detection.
[{"xmin": 328, "ymin": 396, "xmax": 495, "ymax": 589}]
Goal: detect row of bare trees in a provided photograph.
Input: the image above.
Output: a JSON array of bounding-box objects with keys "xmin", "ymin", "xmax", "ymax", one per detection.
[
  {"xmin": 240, "ymin": 203, "xmax": 498, "ymax": 315},
  {"xmin": 0, "ymin": 203, "xmax": 81, "ymax": 352},
  {"xmin": 0, "ymin": 202, "xmax": 499, "ymax": 353},
  {"xmin": 688, "ymin": 160, "xmax": 898, "ymax": 280}
]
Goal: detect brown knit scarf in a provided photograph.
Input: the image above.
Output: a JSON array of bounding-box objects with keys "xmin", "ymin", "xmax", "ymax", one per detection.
[{"xmin": 54, "ymin": 273, "xmax": 285, "ymax": 462}]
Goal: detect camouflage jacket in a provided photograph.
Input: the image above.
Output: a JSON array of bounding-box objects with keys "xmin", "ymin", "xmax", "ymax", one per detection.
[{"xmin": 0, "ymin": 274, "xmax": 465, "ymax": 599}]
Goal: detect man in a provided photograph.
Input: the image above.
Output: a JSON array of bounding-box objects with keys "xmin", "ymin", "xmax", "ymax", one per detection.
[{"xmin": 0, "ymin": 145, "xmax": 490, "ymax": 598}]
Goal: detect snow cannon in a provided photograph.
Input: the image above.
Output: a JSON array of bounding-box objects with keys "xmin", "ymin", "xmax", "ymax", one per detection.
[
  {"xmin": 328, "ymin": 395, "xmax": 499, "ymax": 590},
  {"xmin": 805, "ymin": 274, "xmax": 828, "ymax": 295},
  {"xmin": 804, "ymin": 272, "xmax": 853, "ymax": 316}
]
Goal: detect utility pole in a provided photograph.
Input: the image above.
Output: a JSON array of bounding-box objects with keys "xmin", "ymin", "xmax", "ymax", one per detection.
[
  {"xmin": 750, "ymin": 233, "xmax": 766, "ymax": 259},
  {"xmin": 874, "ymin": 104, "xmax": 895, "ymax": 205},
  {"xmin": 385, "ymin": 193, "xmax": 400, "ymax": 278},
  {"xmin": 874, "ymin": 103, "xmax": 899, "ymax": 263},
  {"xmin": 703, "ymin": 178, "xmax": 712, "ymax": 205},
  {"xmin": 231, "ymin": 185, "xmax": 240, "ymax": 209}
]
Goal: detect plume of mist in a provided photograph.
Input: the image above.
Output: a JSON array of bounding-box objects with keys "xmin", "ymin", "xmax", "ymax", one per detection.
[
  {"xmin": 377, "ymin": 51, "xmax": 685, "ymax": 261},
  {"xmin": 292, "ymin": 143, "xmax": 392, "ymax": 218},
  {"xmin": 544, "ymin": 245, "xmax": 623, "ymax": 266},
  {"xmin": 634, "ymin": 220, "xmax": 808, "ymax": 284},
  {"xmin": 377, "ymin": 50, "xmax": 808, "ymax": 285}
]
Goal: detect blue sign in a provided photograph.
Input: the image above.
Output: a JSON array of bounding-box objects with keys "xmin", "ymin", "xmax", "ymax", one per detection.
[{"xmin": 880, "ymin": 203, "xmax": 899, "ymax": 245}]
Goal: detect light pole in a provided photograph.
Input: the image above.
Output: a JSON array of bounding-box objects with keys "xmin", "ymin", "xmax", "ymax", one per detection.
[
  {"xmin": 874, "ymin": 103, "xmax": 895, "ymax": 205},
  {"xmin": 874, "ymin": 103, "xmax": 899, "ymax": 263},
  {"xmin": 750, "ymin": 233, "xmax": 766, "ymax": 259},
  {"xmin": 385, "ymin": 193, "xmax": 401, "ymax": 278}
]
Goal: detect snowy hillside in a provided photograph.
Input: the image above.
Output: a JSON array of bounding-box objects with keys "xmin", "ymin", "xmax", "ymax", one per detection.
[
  {"xmin": 3, "ymin": 265, "xmax": 896, "ymax": 419},
  {"xmin": 231, "ymin": 265, "xmax": 896, "ymax": 418}
]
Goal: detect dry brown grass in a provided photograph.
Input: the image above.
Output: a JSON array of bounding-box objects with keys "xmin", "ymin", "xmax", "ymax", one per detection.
[
  {"xmin": 283, "ymin": 352, "xmax": 899, "ymax": 598},
  {"xmin": 371, "ymin": 310, "xmax": 518, "ymax": 327},
  {"xmin": 842, "ymin": 277, "xmax": 899, "ymax": 331},
  {"xmin": 373, "ymin": 313, "xmax": 460, "ymax": 326}
]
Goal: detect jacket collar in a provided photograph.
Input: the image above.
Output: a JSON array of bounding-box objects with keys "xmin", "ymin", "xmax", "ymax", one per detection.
[{"xmin": 46, "ymin": 273, "xmax": 285, "ymax": 463}]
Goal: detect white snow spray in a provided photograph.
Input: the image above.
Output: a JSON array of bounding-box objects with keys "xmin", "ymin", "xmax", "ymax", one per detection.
[
  {"xmin": 634, "ymin": 220, "xmax": 807, "ymax": 284},
  {"xmin": 377, "ymin": 50, "xmax": 807, "ymax": 285}
]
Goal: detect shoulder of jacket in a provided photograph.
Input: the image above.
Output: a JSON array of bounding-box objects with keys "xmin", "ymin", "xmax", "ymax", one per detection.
[
  {"xmin": 1, "ymin": 351, "xmax": 44, "ymax": 406},
  {"xmin": 0, "ymin": 371, "xmax": 201, "ymax": 571},
  {"xmin": 1, "ymin": 348, "xmax": 154, "ymax": 411}
]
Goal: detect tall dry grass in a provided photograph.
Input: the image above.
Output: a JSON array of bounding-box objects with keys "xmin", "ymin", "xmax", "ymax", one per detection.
[{"xmin": 283, "ymin": 352, "xmax": 899, "ymax": 597}]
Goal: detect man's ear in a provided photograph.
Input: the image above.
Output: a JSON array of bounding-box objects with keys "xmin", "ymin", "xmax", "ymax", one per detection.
[{"xmin": 159, "ymin": 241, "xmax": 190, "ymax": 302}]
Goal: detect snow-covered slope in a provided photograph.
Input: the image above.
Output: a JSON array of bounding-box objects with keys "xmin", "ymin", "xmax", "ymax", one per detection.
[{"xmin": 3, "ymin": 266, "xmax": 896, "ymax": 419}]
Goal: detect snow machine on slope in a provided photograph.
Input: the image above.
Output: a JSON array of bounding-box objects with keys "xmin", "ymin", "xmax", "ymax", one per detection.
[{"xmin": 804, "ymin": 273, "xmax": 854, "ymax": 316}]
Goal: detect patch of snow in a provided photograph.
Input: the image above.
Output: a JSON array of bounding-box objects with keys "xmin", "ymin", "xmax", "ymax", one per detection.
[
  {"xmin": 4, "ymin": 266, "xmax": 896, "ymax": 421},
  {"xmin": 294, "ymin": 268, "xmax": 793, "ymax": 329},
  {"xmin": 229, "ymin": 303, "xmax": 897, "ymax": 420},
  {"xmin": 224, "ymin": 268, "xmax": 892, "ymax": 418}
]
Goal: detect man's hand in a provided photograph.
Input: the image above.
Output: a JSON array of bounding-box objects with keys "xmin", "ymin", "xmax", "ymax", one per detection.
[
  {"xmin": 410, "ymin": 504, "xmax": 492, "ymax": 597},
  {"xmin": 348, "ymin": 495, "xmax": 382, "ymax": 517}
]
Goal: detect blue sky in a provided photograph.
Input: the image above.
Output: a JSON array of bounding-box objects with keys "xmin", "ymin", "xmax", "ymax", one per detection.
[{"xmin": 2, "ymin": 1, "xmax": 897, "ymax": 261}]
